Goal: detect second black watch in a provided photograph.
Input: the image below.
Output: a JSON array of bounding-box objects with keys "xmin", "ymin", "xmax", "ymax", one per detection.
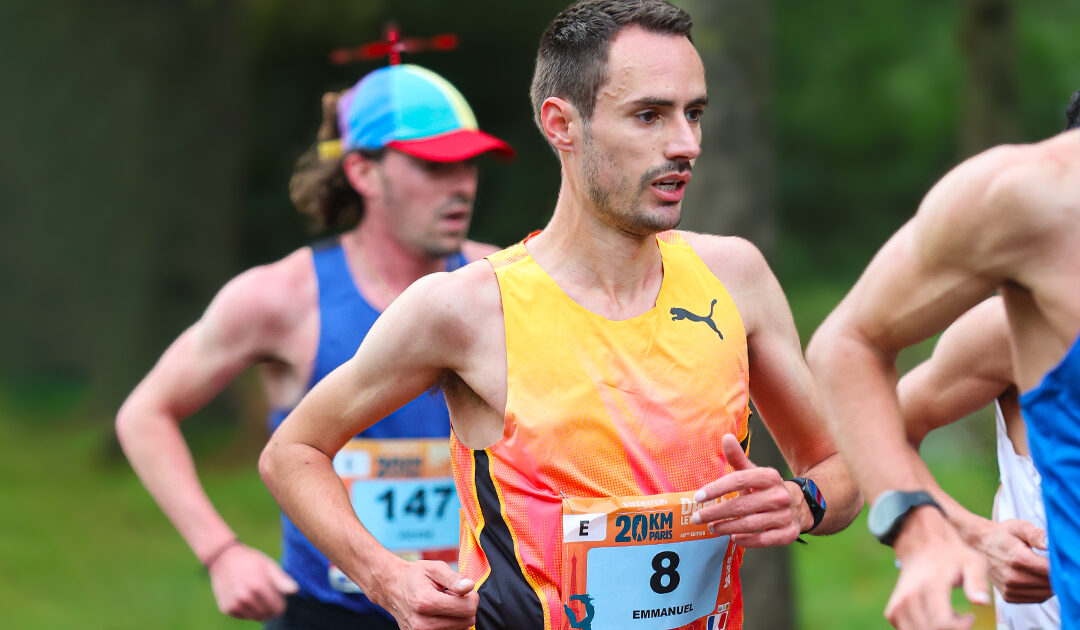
[
  {"xmin": 867, "ymin": 489, "xmax": 942, "ymax": 546},
  {"xmin": 787, "ymin": 477, "xmax": 827, "ymax": 533}
]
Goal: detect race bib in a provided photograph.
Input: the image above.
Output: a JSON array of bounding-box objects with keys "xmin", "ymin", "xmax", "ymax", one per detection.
[
  {"xmin": 328, "ymin": 438, "xmax": 460, "ymax": 593},
  {"xmin": 562, "ymin": 491, "xmax": 739, "ymax": 630}
]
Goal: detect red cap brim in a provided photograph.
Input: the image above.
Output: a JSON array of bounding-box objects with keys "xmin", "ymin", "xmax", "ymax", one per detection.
[{"xmin": 388, "ymin": 129, "xmax": 515, "ymax": 163}]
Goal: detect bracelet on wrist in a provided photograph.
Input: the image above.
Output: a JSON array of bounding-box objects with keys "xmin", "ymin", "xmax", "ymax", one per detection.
[{"xmin": 201, "ymin": 537, "xmax": 242, "ymax": 572}]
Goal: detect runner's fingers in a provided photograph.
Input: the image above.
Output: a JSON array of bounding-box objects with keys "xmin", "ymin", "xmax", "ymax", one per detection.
[
  {"xmin": 996, "ymin": 571, "xmax": 1054, "ymax": 603},
  {"xmin": 412, "ymin": 588, "xmax": 478, "ymax": 618},
  {"xmin": 960, "ymin": 557, "xmax": 991, "ymax": 607},
  {"xmin": 730, "ymin": 525, "xmax": 799, "ymax": 548},
  {"xmin": 704, "ymin": 510, "xmax": 794, "ymax": 537},
  {"xmin": 408, "ymin": 613, "xmax": 477, "ymax": 630},
  {"xmin": 227, "ymin": 584, "xmax": 282, "ymax": 621},
  {"xmin": 721, "ymin": 433, "xmax": 755, "ymax": 470},
  {"xmin": 222, "ymin": 595, "xmax": 263, "ymax": 621},
  {"xmin": 994, "ymin": 565, "xmax": 1051, "ymax": 590},
  {"xmin": 885, "ymin": 584, "xmax": 946, "ymax": 630},
  {"xmin": 250, "ymin": 585, "xmax": 287, "ymax": 619},
  {"xmin": 694, "ymin": 468, "xmax": 784, "ymax": 504},
  {"xmin": 423, "ymin": 561, "xmax": 474, "ymax": 595},
  {"xmin": 1003, "ymin": 519, "xmax": 1048, "ymax": 550},
  {"xmin": 693, "ymin": 486, "xmax": 790, "ymax": 523},
  {"xmin": 1004, "ymin": 549, "xmax": 1050, "ymax": 577},
  {"xmin": 999, "ymin": 586, "xmax": 1054, "ymax": 604},
  {"xmin": 888, "ymin": 562, "xmax": 980, "ymax": 630},
  {"xmin": 269, "ymin": 564, "xmax": 300, "ymax": 594}
]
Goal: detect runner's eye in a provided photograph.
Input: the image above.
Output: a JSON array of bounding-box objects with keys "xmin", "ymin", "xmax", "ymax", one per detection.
[
  {"xmin": 420, "ymin": 159, "xmax": 474, "ymax": 175},
  {"xmin": 637, "ymin": 111, "xmax": 659, "ymax": 124}
]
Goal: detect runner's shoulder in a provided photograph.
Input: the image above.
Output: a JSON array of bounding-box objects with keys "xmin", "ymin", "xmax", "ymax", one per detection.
[
  {"xmin": 934, "ymin": 141, "xmax": 1055, "ymax": 222},
  {"xmin": 678, "ymin": 231, "xmax": 774, "ymax": 289},
  {"xmin": 461, "ymin": 239, "xmax": 501, "ymax": 261},
  {"xmin": 387, "ymin": 258, "xmax": 501, "ymax": 334},
  {"xmin": 201, "ymin": 247, "xmax": 317, "ymax": 343},
  {"xmin": 984, "ymin": 133, "xmax": 1079, "ymax": 220}
]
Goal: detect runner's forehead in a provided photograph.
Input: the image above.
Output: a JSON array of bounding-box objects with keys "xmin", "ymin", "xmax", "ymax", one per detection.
[{"xmin": 598, "ymin": 28, "xmax": 706, "ymax": 109}]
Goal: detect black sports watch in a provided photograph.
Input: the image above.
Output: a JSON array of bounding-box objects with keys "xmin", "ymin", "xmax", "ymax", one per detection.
[
  {"xmin": 787, "ymin": 477, "xmax": 827, "ymax": 533},
  {"xmin": 867, "ymin": 490, "xmax": 943, "ymax": 547}
]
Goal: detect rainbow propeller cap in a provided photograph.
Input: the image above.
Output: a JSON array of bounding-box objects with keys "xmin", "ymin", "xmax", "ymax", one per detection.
[{"xmin": 337, "ymin": 64, "xmax": 513, "ymax": 162}]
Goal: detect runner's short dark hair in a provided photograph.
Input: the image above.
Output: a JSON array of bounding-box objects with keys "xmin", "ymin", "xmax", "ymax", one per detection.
[
  {"xmin": 1065, "ymin": 88, "xmax": 1080, "ymax": 130},
  {"xmin": 529, "ymin": 0, "xmax": 692, "ymax": 133}
]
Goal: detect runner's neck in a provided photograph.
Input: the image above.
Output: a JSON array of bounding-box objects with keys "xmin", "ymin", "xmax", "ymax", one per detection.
[
  {"xmin": 526, "ymin": 214, "xmax": 665, "ymax": 320},
  {"xmin": 340, "ymin": 227, "xmax": 448, "ymax": 308}
]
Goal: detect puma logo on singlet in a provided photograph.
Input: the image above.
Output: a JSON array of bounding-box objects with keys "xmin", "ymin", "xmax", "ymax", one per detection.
[
  {"xmin": 670, "ymin": 299, "xmax": 724, "ymax": 340},
  {"xmin": 563, "ymin": 594, "xmax": 595, "ymax": 630}
]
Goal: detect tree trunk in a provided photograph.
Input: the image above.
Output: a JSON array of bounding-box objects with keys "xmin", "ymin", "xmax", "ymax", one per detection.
[
  {"xmin": 678, "ymin": 1, "xmax": 792, "ymax": 628},
  {"xmin": 0, "ymin": 0, "xmax": 245, "ymax": 417},
  {"xmin": 959, "ymin": 0, "xmax": 1017, "ymax": 156}
]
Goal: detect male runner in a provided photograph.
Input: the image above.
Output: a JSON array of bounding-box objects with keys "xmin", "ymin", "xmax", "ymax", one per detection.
[
  {"xmin": 807, "ymin": 94, "xmax": 1080, "ymax": 629},
  {"xmin": 260, "ymin": 2, "xmax": 861, "ymax": 629},
  {"xmin": 115, "ymin": 63, "xmax": 512, "ymax": 628},
  {"xmin": 897, "ymin": 297, "xmax": 1058, "ymax": 629}
]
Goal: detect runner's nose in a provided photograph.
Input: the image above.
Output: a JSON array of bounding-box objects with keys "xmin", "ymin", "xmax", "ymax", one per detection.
[{"xmin": 665, "ymin": 115, "xmax": 701, "ymax": 162}]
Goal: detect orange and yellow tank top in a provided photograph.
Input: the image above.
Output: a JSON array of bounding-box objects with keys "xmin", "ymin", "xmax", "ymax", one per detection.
[{"xmin": 452, "ymin": 231, "xmax": 750, "ymax": 630}]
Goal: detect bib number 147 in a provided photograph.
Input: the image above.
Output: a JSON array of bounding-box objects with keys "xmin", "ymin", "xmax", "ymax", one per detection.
[{"xmin": 375, "ymin": 485, "xmax": 455, "ymax": 521}]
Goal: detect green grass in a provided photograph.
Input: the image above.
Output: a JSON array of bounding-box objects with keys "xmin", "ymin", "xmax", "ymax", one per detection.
[{"xmin": 0, "ymin": 389, "xmax": 280, "ymax": 630}]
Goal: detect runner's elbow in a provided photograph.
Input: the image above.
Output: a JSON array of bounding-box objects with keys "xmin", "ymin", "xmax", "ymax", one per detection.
[
  {"xmin": 258, "ymin": 438, "xmax": 296, "ymax": 493},
  {"xmin": 257, "ymin": 442, "xmax": 280, "ymax": 489},
  {"xmin": 114, "ymin": 395, "xmax": 158, "ymax": 449},
  {"xmin": 805, "ymin": 322, "xmax": 838, "ymax": 375}
]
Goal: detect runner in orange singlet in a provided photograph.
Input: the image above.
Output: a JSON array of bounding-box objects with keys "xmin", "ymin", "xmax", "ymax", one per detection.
[{"xmin": 261, "ymin": 2, "xmax": 862, "ymax": 629}]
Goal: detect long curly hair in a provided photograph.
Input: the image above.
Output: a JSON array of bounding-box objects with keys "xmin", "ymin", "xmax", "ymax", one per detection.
[{"xmin": 288, "ymin": 92, "xmax": 372, "ymax": 230}]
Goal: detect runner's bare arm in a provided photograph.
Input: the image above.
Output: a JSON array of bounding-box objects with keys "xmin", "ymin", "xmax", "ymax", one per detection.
[
  {"xmin": 115, "ymin": 259, "xmax": 310, "ymax": 619},
  {"xmin": 808, "ymin": 143, "xmax": 1046, "ymax": 506},
  {"xmin": 896, "ymin": 297, "xmax": 1013, "ymax": 523},
  {"xmin": 804, "ymin": 146, "xmax": 1038, "ymax": 629},
  {"xmin": 897, "ymin": 297, "xmax": 1051, "ymax": 603},
  {"xmin": 684, "ymin": 235, "xmax": 861, "ymax": 544},
  {"xmin": 899, "ymin": 297, "xmax": 1014, "ymax": 445},
  {"xmin": 259, "ymin": 270, "xmax": 481, "ymax": 629}
]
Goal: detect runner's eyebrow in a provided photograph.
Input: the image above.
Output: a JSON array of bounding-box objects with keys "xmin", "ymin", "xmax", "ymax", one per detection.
[
  {"xmin": 630, "ymin": 97, "xmax": 674, "ymax": 109},
  {"xmin": 628, "ymin": 96, "xmax": 709, "ymax": 109}
]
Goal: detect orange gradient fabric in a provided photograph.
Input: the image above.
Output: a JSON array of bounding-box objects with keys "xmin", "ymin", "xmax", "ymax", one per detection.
[{"xmin": 452, "ymin": 231, "xmax": 750, "ymax": 629}]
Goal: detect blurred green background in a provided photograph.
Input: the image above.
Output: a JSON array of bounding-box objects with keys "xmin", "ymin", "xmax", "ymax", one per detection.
[{"xmin": 1, "ymin": 0, "xmax": 1077, "ymax": 628}]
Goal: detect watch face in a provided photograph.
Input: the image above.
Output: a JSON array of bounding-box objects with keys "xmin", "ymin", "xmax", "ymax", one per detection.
[
  {"xmin": 803, "ymin": 478, "xmax": 826, "ymax": 511},
  {"xmin": 867, "ymin": 490, "xmax": 902, "ymax": 539},
  {"xmin": 867, "ymin": 490, "xmax": 937, "ymax": 544}
]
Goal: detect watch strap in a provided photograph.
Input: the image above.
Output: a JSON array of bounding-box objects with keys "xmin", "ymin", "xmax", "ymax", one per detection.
[
  {"xmin": 787, "ymin": 476, "xmax": 827, "ymax": 534},
  {"xmin": 869, "ymin": 490, "xmax": 943, "ymax": 547}
]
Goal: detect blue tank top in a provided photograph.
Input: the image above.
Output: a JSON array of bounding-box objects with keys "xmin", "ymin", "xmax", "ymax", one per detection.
[
  {"xmin": 1020, "ymin": 331, "xmax": 1080, "ymax": 629},
  {"xmin": 268, "ymin": 239, "xmax": 466, "ymax": 617}
]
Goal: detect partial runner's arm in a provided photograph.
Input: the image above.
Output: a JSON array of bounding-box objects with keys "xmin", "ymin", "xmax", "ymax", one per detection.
[
  {"xmin": 260, "ymin": 269, "xmax": 487, "ymax": 630},
  {"xmin": 805, "ymin": 145, "xmax": 1043, "ymax": 629},
  {"xmin": 116, "ymin": 261, "xmax": 308, "ymax": 619},
  {"xmin": 897, "ymin": 296, "xmax": 1013, "ymax": 531},
  {"xmin": 686, "ymin": 235, "xmax": 861, "ymax": 546},
  {"xmin": 897, "ymin": 297, "xmax": 1051, "ymax": 603}
]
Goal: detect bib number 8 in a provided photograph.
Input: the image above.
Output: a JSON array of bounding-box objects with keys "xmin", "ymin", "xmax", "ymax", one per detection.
[{"xmin": 649, "ymin": 550, "xmax": 681, "ymax": 594}]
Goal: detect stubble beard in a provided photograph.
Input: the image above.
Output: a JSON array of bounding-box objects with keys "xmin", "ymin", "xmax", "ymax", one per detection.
[
  {"xmin": 380, "ymin": 168, "xmax": 472, "ymax": 260},
  {"xmin": 581, "ymin": 129, "xmax": 681, "ymax": 236}
]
